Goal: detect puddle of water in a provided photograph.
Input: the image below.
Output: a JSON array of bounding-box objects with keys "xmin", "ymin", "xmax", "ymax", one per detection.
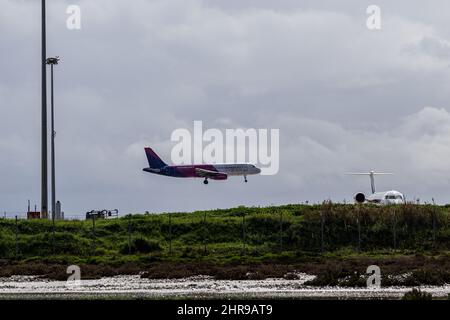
[{"xmin": 0, "ymin": 275, "xmax": 449, "ymax": 299}]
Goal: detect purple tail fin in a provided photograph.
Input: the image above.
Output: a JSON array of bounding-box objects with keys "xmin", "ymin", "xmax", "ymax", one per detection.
[{"xmin": 144, "ymin": 147, "xmax": 167, "ymax": 169}]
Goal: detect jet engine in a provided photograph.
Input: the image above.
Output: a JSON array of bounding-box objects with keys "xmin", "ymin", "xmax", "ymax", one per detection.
[{"xmin": 354, "ymin": 192, "xmax": 366, "ymax": 203}]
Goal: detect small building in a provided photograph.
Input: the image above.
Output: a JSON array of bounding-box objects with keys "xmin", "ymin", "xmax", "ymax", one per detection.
[
  {"xmin": 55, "ymin": 201, "xmax": 62, "ymax": 220},
  {"xmin": 27, "ymin": 212, "xmax": 41, "ymax": 220}
]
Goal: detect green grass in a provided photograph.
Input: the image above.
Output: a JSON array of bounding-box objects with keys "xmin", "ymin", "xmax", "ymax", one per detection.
[{"xmin": 0, "ymin": 203, "xmax": 449, "ymax": 266}]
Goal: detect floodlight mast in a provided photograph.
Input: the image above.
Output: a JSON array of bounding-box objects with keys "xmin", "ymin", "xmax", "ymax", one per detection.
[
  {"xmin": 46, "ymin": 56, "xmax": 60, "ymax": 222},
  {"xmin": 41, "ymin": 0, "xmax": 48, "ymax": 219}
]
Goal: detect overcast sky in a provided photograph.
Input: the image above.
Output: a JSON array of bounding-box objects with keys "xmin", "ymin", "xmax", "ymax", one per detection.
[{"xmin": 2, "ymin": 0, "xmax": 450, "ymax": 216}]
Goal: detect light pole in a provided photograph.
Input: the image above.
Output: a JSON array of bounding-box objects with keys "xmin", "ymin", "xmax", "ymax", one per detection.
[
  {"xmin": 46, "ymin": 56, "xmax": 60, "ymax": 223},
  {"xmin": 41, "ymin": 0, "xmax": 48, "ymax": 219}
]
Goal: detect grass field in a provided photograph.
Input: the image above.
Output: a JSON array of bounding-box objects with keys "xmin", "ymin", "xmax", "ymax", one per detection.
[{"xmin": 1, "ymin": 203, "xmax": 450, "ymax": 286}]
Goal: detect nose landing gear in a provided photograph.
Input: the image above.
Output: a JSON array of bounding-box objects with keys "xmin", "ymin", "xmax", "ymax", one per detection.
[
  {"xmin": 244, "ymin": 176, "xmax": 248, "ymax": 183},
  {"xmin": 203, "ymin": 178, "xmax": 209, "ymax": 185}
]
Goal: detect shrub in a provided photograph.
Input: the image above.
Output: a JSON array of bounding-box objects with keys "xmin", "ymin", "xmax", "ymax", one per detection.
[
  {"xmin": 402, "ymin": 288, "xmax": 433, "ymax": 300},
  {"xmin": 120, "ymin": 238, "xmax": 162, "ymax": 254}
]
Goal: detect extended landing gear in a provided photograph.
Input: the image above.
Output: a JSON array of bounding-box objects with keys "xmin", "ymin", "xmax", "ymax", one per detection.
[
  {"xmin": 203, "ymin": 178, "xmax": 209, "ymax": 185},
  {"xmin": 244, "ymin": 176, "xmax": 248, "ymax": 183}
]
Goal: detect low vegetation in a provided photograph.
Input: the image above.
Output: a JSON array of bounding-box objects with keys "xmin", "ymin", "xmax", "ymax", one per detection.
[
  {"xmin": 0, "ymin": 203, "xmax": 449, "ymax": 286},
  {"xmin": 402, "ymin": 288, "xmax": 433, "ymax": 300}
]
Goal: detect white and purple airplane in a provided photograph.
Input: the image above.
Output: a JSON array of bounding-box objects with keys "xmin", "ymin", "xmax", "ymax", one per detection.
[{"xmin": 143, "ymin": 147, "xmax": 261, "ymax": 184}]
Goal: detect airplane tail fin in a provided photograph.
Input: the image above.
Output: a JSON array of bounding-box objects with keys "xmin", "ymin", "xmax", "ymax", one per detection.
[
  {"xmin": 144, "ymin": 147, "xmax": 168, "ymax": 169},
  {"xmin": 346, "ymin": 171, "xmax": 393, "ymax": 194}
]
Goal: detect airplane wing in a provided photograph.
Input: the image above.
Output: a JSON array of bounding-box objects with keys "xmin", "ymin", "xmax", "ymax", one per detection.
[{"xmin": 195, "ymin": 168, "xmax": 228, "ymax": 180}]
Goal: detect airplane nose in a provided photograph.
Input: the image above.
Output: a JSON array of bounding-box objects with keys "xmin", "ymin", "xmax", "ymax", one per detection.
[{"xmin": 256, "ymin": 167, "xmax": 261, "ymax": 174}]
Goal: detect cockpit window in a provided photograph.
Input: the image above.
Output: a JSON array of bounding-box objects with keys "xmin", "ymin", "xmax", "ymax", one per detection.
[{"xmin": 385, "ymin": 195, "xmax": 403, "ymax": 200}]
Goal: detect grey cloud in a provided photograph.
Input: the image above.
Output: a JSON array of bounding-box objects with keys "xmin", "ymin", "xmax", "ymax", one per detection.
[
  {"xmin": 412, "ymin": 36, "xmax": 450, "ymax": 61},
  {"xmin": 2, "ymin": 0, "xmax": 450, "ymax": 215}
]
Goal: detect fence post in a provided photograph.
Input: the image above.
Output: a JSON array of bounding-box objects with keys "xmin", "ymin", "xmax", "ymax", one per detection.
[
  {"xmin": 91, "ymin": 215, "xmax": 96, "ymax": 255},
  {"xmin": 320, "ymin": 211, "xmax": 325, "ymax": 253},
  {"xmin": 279, "ymin": 210, "xmax": 283, "ymax": 252},
  {"xmin": 392, "ymin": 208, "xmax": 397, "ymax": 250},
  {"xmin": 203, "ymin": 211, "xmax": 207, "ymax": 255},
  {"xmin": 52, "ymin": 212, "xmax": 56, "ymax": 254},
  {"xmin": 242, "ymin": 213, "xmax": 246, "ymax": 256},
  {"xmin": 169, "ymin": 212, "xmax": 172, "ymax": 256},
  {"xmin": 128, "ymin": 215, "xmax": 132, "ymax": 254},
  {"xmin": 432, "ymin": 207, "xmax": 436, "ymax": 247},
  {"xmin": 357, "ymin": 209, "xmax": 361, "ymax": 252},
  {"xmin": 15, "ymin": 215, "xmax": 19, "ymax": 258}
]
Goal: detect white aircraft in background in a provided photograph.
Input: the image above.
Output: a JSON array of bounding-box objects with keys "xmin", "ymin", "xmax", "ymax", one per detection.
[{"xmin": 347, "ymin": 171, "xmax": 405, "ymax": 205}]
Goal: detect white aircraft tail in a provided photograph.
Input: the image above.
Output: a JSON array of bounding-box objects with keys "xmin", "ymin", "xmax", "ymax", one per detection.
[{"xmin": 346, "ymin": 171, "xmax": 393, "ymax": 194}]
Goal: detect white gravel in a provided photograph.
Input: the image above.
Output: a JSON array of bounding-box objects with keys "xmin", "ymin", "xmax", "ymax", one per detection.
[{"xmin": 0, "ymin": 274, "xmax": 449, "ymax": 299}]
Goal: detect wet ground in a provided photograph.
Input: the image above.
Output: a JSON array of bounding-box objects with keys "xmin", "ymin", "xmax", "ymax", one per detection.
[{"xmin": 0, "ymin": 275, "xmax": 449, "ymax": 299}]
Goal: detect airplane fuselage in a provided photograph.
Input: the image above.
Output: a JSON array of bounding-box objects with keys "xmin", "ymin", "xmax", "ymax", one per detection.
[
  {"xmin": 143, "ymin": 163, "xmax": 260, "ymax": 179},
  {"xmin": 365, "ymin": 190, "xmax": 405, "ymax": 205},
  {"xmin": 142, "ymin": 147, "xmax": 261, "ymax": 184}
]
